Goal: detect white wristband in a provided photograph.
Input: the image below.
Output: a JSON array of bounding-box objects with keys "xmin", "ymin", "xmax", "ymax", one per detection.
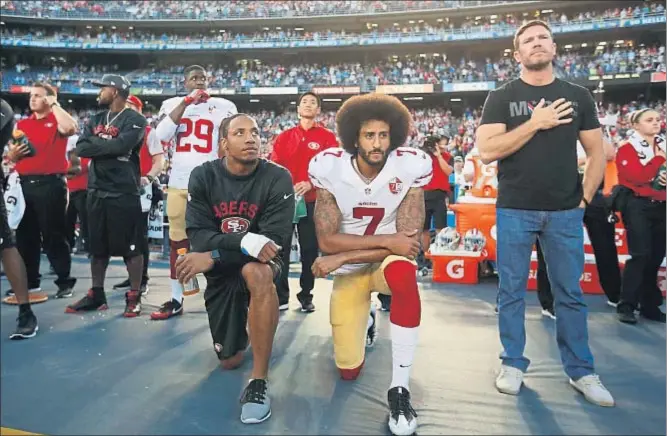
[{"xmin": 240, "ymin": 232, "xmax": 280, "ymax": 259}]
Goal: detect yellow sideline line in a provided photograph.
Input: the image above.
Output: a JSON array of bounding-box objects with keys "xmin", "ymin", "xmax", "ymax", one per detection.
[{"xmin": 0, "ymin": 428, "xmax": 42, "ymax": 435}]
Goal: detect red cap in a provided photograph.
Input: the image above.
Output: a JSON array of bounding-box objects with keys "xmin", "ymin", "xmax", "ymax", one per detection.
[{"xmin": 127, "ymin": 95, "xmax": 143, "ymax": 112}]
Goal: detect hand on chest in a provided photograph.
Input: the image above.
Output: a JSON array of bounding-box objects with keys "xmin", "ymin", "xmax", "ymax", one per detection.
[{"xmin": 509, "ymin": 98, "xmax": 580, "ymax": 124}]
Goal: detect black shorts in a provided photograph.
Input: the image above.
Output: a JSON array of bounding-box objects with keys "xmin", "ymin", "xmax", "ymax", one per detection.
[
  {"xmin": 424, "ymin": 189, "xmax": 448, "ymax": 230},
  {"xmin": 87, "ymin": 191, "xmax": 143, "ymax": 257},
  {"xmin": 0, "ymin": 196, "xmax": 15, "ymax": 250},
  {"xmin": 204, "ymin": 261, "xmax": 282, "ymax": 361}
]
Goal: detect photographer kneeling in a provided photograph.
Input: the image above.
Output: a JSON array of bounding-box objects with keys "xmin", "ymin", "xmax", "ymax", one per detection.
[{"xmin": 615, "ymin": 108, "xmax": 666, "ymax": 324}]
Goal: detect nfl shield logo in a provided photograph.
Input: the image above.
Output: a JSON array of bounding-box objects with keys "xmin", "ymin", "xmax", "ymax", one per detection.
[{"xmin": 388, "ymin": 177, "xmax": 403, "ymax": 195}]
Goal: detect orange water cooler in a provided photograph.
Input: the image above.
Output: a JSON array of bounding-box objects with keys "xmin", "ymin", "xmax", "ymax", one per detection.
[{"xmin": 449, "ymin": 198, "xmax": 497, "ymax": 262}]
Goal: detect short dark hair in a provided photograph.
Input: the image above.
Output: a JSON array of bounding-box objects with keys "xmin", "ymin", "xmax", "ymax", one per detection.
[
  {"xmin": 297, "ymin": 92, "xmax": 320, "ymax": 107},
  {"xmin": 335, "ymin": 93, "xmax": 412, "ymax": 155},
  {"xmin": 513, "ymin": 20, "xmax": 552, "ymax": 49},
  {"xmin": 184, "ymin": 65, "xmax": 206, "ymax": 78},
  {"xmin": 220, "ymin": 113, "xmax": 251, "ymax": 139},
  {"xmin": 32, "ymin": 82, "xmax": 56, "ymax": 96}
]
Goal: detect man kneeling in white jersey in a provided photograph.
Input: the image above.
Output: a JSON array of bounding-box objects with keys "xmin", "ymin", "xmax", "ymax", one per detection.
[
  {"xmin": 308, "ymin": 94, "xmax": 432, "ymax": 436},
  {"xmin": 152, "ymin": 65, "xmax": 237, "ymax": 320}
]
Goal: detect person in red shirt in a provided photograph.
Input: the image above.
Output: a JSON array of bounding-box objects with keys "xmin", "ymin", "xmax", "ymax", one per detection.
[
  {"xmin": 615, "ymin": 108, "xmax": 666, "ymax": 324},
  {"xmin": 420, "ymin": 135, "xmax": 453, "ymax": 256},
  {"xmin": 270, "ymin": 92, "xmax": 338, "ymax": 312},
  {"xmin": 112, "ymin": 95, "xmax": 165, "ymax": 295},
  {"xmin": 65, "ymin": 133, "xmax": 89, "ymax": 254},
  {"xmin": 5, "ymin": 82, "xmax": 79, "ymax": 299}
]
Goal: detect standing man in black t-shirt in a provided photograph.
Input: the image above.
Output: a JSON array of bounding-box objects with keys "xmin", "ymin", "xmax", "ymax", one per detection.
[
  {"xmin": 66, "ymin": 74, "xmax": 148, "ymax": 318},
  {"xmin": 476, "ymin": 20, "xmax": 614, "ymax": 407},
  {"xmin": 175, "ymin": 113, "xmax": 294, "ymax": 424}
]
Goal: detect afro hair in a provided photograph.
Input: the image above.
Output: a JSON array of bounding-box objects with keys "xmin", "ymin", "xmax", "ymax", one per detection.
[{"xmin": 335, "ymin": 93, "xmax": 413, "ymax": 156}]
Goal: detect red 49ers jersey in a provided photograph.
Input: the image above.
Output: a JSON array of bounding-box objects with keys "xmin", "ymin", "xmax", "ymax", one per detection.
[
  {"xmin": 309, "ymin": 147, "xmax": 432, "ymax": 274},
  {"xmin": 158, "ymin": 96, "xmax": 237, "ymax": 189}
]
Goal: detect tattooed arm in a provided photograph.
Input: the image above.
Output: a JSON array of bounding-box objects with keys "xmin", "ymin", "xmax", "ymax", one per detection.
[
  {"xmin": 396, "ymin": 187, "xmax": 426, "ymax": 245},
  {"xmin": 314, "ymin": 188, "xmax": 394, "ymax": 255}
]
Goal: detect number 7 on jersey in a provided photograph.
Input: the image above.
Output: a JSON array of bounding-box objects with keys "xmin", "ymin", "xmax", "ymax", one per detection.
[{"xmin": 353, "ymin": 207, "xmax": 385, "ymax": 235}]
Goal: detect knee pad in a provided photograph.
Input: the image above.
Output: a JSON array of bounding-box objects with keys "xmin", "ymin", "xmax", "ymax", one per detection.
[
  {"xmin": 220, "ymin": 350, "xmax": 245, "ymax": 371},
  {"xmin": 383, "ymin": 260, "xmax": 421, "ymax": 328},
  {"xmin": 339, "ymin": 360, "xmax": 364, "ymax": 381}
]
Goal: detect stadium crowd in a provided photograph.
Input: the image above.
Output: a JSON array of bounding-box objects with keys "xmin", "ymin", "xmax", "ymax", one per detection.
[
  {"xmin": 2, "ymin": 1, "xmax": 662, "ymax": 21},
  {"xmin": 0, "ymin": 0, "xmax": 518, "ymax": 19},
  {"xmin": 2, "ymin": 3, "xmax": 664, "ymax": 47},
  {"xmin": 4, "ymin": 45, "xmax": 665, "ymax": 93}
]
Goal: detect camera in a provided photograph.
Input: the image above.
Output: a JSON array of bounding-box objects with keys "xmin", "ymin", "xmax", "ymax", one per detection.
[
  {"xmin": 420, "ymin": 134, "xmax": 451, "ymax": 156},
  {"xmin": 420, "ymin": 135, "xmax": 441, "ymax": 155}
]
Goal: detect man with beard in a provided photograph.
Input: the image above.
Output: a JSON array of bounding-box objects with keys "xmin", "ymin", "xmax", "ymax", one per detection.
[
  {"xmin": 476, "ymin": 20, "xmax": 614, "ymax": 406},
  {"xmin": 67, "ymin": 74, "xmax": 148, "ymax": 317},
  {"xmin": 270, "ymin": 92, "xmax": 338, "ymax": 312},
  {"xmin": 174, "ymin": 113, "xmax": 294, "ymax": 424},
  {"xmin": 152, "ymin": 64, "xmax": 237, "ymax": 321},
  {"xmin": 308, "ymin": 94, "xmax": 431, "ymax": 436}
]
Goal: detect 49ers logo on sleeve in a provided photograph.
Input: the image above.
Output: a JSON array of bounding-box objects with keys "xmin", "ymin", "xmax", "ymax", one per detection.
[
  {"xmin": 220, "ymin": 217, "xmax": 250, "ymax": 234},
  {"xmin": 388, "ymin": 177, "xmax": 403, "ymax": 195},
  {"xmin": 308, "ymin": 142, "xmax": 321, "ymax": 150}
]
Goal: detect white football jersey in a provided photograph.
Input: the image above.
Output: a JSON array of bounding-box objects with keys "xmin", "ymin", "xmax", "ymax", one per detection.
[
  {"xmin": 158, "ymin": 96, "xmax": 237, "ymax": 189},
  {"xmin": 309, "ymin": 147, "xmax": 433, "ymax": 275}
]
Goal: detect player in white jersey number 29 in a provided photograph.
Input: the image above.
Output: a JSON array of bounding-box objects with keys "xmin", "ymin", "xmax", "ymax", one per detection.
[
  {"xmin": 152, "ymin": 64, "xmax": 238, "ymax": 321},
  {"xmin": 308, "ymin": 94, "xmax": 432, "ymax": 436}
]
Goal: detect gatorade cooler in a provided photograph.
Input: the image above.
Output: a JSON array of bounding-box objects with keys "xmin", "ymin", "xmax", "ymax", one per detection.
[
  {"xmin": 426, "ymin": 250, "xmax": 481, "ymax": 284},
  {"xmin": 449, "ymin": 200, "xmax": 497, "ymax": 262}
]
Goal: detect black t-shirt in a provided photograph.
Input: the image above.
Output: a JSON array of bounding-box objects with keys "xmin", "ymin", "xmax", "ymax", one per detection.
[
  {"xmin": 185, "ymin": 158, "xmax": 295, "ymax": 281},
  {"xmin": 75, "ymin": 108, "xmax": 147, "ymax": 195},
  {"xmin": 479, "ymin": 78, "xmax": 600, "ymax": 210}
]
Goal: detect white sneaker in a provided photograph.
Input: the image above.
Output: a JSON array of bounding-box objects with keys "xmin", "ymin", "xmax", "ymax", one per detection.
[
  {"xmin": 495, "ymin": 365, "xmax": 524, "ymax": 395},
  {"xmin": 278, "ymin": 303, "xmax": 289, "ymax": 311},
  {"xmin": 387, "ymin": 387, "xmax": 418, "ymax": 436},
  {"xmin": 541, "ymin": 308, "xmax": 557, "ymax": 320},
  {"xmin": 569, "ymin": 374, "xmax": 615, "ymax": 407}
]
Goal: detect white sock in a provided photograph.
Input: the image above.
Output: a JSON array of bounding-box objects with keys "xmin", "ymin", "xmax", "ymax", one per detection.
[
  {"xmin": 390, "ymin": 323, "xmax": 419, "ymax": 390},
  {"xmin": 170, "ymin": 279, "xmax": 184, "ymax": 302}
]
